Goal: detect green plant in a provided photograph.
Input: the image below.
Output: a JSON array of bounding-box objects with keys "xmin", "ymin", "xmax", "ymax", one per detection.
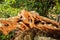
[
  {"xmin": 0, "ymin": 0, "xmax": 56, "ymax": 18},
  {"xmin": 0, "ymin": 31, "xmax": 15, "ymax": 40}
]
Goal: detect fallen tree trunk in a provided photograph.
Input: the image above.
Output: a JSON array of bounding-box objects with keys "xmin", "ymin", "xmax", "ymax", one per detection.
[{"xmin": 0, "ymin": 10, "xmax": 60, "ymax": 38}]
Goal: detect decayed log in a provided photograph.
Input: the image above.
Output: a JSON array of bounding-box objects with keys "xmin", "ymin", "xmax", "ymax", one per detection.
[{"xmin": 0, "ymin": 10, "xmax": 60, "ymax": 37}]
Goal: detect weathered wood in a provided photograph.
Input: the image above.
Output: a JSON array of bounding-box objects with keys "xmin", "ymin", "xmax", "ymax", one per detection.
[
  {"xmin": 56, "ymin": 14, "xmax": 60, "ymax": 23},
  {"xmin": 0, "ymin": 10, "xmax": 60, "ymax": 38}
]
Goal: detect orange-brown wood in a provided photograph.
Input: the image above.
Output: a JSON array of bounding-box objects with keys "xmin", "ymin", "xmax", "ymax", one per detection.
[{"xmin": 0, "ymin": 10, "xmax": 60, "ymax": 36}]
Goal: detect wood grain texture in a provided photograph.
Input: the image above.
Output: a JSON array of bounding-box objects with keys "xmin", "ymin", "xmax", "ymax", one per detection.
[{"xmin": 0, "ymin": 10, "xmax": 60, "ymax": 37}]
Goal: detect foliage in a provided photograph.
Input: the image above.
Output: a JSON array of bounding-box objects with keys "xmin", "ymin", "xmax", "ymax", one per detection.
[
  {"xmin": 13, "ymin": 0, "xmax": 56, "ymax": 17},
  {"xmin": 0, "ymin": 31, "xmax": 15, "ymax": 40},
  {"xmin": 52, "ymin": 0, "xmax": 60, "ymax": 14},
  {"xmin": 0, "ymin": 0, "xmax": 20, "ymax": 18},
  {"xmin": 0, "ymin": 0, "xmax": 56, "ymax": 18}
]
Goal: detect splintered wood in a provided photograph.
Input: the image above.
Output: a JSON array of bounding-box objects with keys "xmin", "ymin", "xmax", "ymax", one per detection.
[{"xmin": 0, "ymin": 10, "xmax": 60, "ymax": 36}]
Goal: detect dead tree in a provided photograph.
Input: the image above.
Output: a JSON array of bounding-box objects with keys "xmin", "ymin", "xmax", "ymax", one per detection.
[{"xmin": 0, "ymin": 10, "xmax": 60, "ymax": 38}]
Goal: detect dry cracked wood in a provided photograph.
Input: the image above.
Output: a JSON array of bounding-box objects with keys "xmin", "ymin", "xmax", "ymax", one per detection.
[{"xmin": 0, "ymin": 10, "xmax": 60, "ymax": 37}]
